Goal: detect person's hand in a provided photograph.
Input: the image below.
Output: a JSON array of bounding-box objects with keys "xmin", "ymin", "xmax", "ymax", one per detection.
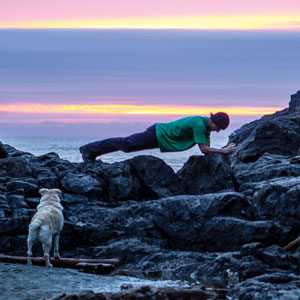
[{"xmin": 224, "ymin": 143, "xmax": 236, "ymax": 154}]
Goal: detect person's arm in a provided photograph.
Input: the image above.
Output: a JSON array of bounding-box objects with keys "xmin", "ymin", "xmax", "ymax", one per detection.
[{"xmin": 198, "ymin": 143, "xmax": 236, "ymax": 155}]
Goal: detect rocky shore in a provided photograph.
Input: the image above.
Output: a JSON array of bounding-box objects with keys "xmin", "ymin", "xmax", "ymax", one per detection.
[{"xmin": 1, "ymin": 91, "xmax": 300, "ymax": 299}]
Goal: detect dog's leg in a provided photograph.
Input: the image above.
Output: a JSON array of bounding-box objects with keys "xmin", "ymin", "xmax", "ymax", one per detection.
[
  {"xmin": 53, "ymin": 233, "xmax": 61, "ymax": 259},
  {"xmin": 43, "ymin": 242, "xmax": 53, "ymax": 267},
  {"xmin": 27, "ymin": 238, "xmax": 34, "ymax": 266},
  {"xmin": 27, "ymin": 220, "xmax": 41, "ymax": 265}
]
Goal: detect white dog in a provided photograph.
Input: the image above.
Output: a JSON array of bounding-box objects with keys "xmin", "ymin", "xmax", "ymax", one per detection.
[{"xmin": 27, "ymin": 188, "xmax": 64, "ymax": 267}]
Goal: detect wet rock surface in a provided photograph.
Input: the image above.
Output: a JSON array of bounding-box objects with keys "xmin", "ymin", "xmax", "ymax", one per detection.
[
  {"xmin": 0, "ymin": 262, "xmax": 187, "ymax": 300},
  {"xmin": 1, "ymin": 91, "xmax": 300, "ymax": 299}
]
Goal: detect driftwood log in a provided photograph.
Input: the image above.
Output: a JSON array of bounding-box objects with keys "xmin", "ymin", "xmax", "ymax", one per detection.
[
  {"xmin": 0, "ymin": 253, "xmax": 122, "ymax": 271},
  {"xmin": 284, "ymin": 237, "xmax": 300, "ymax": 251}
]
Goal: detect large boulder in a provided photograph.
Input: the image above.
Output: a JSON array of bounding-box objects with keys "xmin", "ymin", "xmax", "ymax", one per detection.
[
  {"xmin": 177, "ymin": 154, "xmax": 235, "ymax": 194},
  {"xmin": 229, "ymin": 90, "xmax": 300, "ymax": 165},
  {"xmin": 78, "ymin": 156, "xmax": 185, "ymax": 202},
  {"xmin": 128, "ymin": 155, "xmax": 185, "ymax": 199},
  {"xmin": 83, "ymin": 161, "xmax": 144, "ymax": 202},
  {"xmin": 239, "ymin": 176, "xmax": 300, "ymax": 243},
  {"xmin": 233, "ymin": 153, "xmax": 300, "ymax": 187},
  {"xmin": 61, "ymin": 172, "xmax": 105, "ymax": 200}
]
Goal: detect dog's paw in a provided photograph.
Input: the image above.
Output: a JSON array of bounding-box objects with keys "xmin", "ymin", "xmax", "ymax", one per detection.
[{"xmin": 46, "ymin": 263, "xmax": 53, "ymax": 268}]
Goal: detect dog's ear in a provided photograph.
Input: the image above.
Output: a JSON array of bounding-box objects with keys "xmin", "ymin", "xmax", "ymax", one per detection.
[
  {"xmin": 39, "ymin": 188, "xmax": 49, "ymax": 196},
  {"xmin": 53, "ymin": 189, "xmax": 62, "ymax": 195}
]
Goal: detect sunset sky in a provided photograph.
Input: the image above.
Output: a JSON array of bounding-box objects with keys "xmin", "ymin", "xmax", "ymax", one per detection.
[
  {"xmin": 1, "ymin": 0, "xmax": 300, "ymax": 30},
  {"xmin": 0, "ymin": 1, "xmax": 300, "ymax": 137}
]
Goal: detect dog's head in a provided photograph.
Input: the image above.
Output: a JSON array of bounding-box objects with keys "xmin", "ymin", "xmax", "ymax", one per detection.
[{"xmin": 39, "ymin": 188, "xmax": 62, "ymax": 202}]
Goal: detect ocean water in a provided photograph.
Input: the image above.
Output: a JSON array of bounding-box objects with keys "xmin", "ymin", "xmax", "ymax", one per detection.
[{"xmin": 0, "ymin": 134, "xmax": 229, "ymax": 172}]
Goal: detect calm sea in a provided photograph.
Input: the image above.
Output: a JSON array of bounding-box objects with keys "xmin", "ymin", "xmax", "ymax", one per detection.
[{"xmin": 0, "ymin": 135, "xmax": 229, "ymax": 172}]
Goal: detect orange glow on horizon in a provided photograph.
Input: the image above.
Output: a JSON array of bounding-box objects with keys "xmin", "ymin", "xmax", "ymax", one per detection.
[
  {"xmin": 1, "ymin": 15, "xmax": 300, "ymax": 30},
  {"xmin": 0, "ymin": 103, "xmax": 284, "ymax": 116}
]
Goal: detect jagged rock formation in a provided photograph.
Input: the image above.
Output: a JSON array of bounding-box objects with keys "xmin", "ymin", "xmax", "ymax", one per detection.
[
  {"xmin": 1, "ymin": 91, "xmax": 300, "ymax": 299},
  {"xmin": 229, "ymin": 90, "xmax": 300, "ymax": 165}
]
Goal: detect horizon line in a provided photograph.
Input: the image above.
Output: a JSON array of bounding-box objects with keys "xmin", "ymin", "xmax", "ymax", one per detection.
[
  {"xmin": 1, "ymin": 28, "xmax": 300, "ymax": 32},
  {"xmin": 0, "ymin": 103, "xmax": 285, "ymax": 116},
  {"xmin": 1, "ymin": 15, "xmax": 300, "ymax": 31}
]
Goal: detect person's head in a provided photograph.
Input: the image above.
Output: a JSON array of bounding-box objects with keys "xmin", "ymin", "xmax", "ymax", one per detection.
[{"xmin": 208, "ymin": 112, "xmax": 230, "ymax": 132}]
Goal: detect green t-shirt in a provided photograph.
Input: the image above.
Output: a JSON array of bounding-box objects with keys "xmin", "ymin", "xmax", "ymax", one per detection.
[{"xmin": 155, "ymin": 116, "xmax": 210, "ymax": 152}]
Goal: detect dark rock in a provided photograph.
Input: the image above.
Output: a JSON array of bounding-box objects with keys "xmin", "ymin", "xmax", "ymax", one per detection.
[
  {"xmin": 288, "ymin": 90, "xmax": 300, "ymax": 111},
  {"xmin": 25, "ymin": 197, "xmax": 40, "ymax": 208},
  {"xmin": 229, "ymin": 273, "xmax": 300, "ymax": 300},
  {"xmin": 177, "ymin": 154, "xmax": 235, "ymax": 194},
  {"xmin": 0, "ymin": 177, "xmax": 8, "ymax": 183},
  {"xmin": 229, "ymin": 90, "xmax": 300, "ymax": 165},
  {"xmin": 240, "ymin": 242, "xmax": 265, "ymax": 256},
  {"xmin": 79, "ymin": 156, "xmax": 185, "ymax": 202},
  {"xmin": 6, "ymin": 179, "xmax": 38, "ymax": 196},
  {"xmin": 94, "ymin": 161, "xmax": 144, "ymax": 202},
  {"xmin": 66, "ymin": 192, "xmax": 276, "ymax": 253},
  {"xmin": 7, "ymin": 189, "xmax": 25, "ymax": 196},
  {"xmin": 33, "ymin": 167, "xmax": 59, "ymax": 188},
  {"xmin": 230, "ymin": 117, "xmax": 300, "ymax": 164},
  {"xmin": 0, "ymin": 157, "xmax": 33, "ymax": 177},
  {"xmin": 61, "ymin": 172, "xmax": 105, "ymax": 200},
  {"xmin": 0, "ymin": 216, "xmax": 31, "ymax": 235},
  {"xmin": 0, "ymin": 142, "xmax": 8, "ymax": 158},
  {"xmin": 95, "ymin": 238, "xmax": 167, "ymax": 265},
  {"xmin": 41, "ymin": 158, "xmax": 77, "ymax": 180},
  {"xmin": 61, "ymin": 193, "xmax": 89, "ymax": 206},
  {"xmin": 233, "ymin": 153, "xmax": 300, "ymax": 188},
  {"xmin": 198, "ymin": 217, "xmax": 276, "ymax": 252},
  {"xmin": 108, "ymin": 174, "xmax": 142, "ymax": 202},
  {"xmin": 129, "ymin": 155, "xmax": 185, "ymax": 199},
  {"xmin": 38, "ymin": 175, "xmax": 60, "ymax": 189},
  {"xmin": 253, "ymin": 245, "xmax": 292, "ymax": 270},
  {"xmin": 4, "ymin": 144, "xmax": 35, "ymax": 159},
  {"xmin": 61, "ymin": 221, "xmax": 115, "ymax": 250},
  {"xmin": 37, "ymin": 152, "xmax": 60, "ymax": 161},
  {"xmin": 239, "ymin": 176, "xmax": 300, "ymax": 243},
  {"xmin": 7, "ymin": 195, "xmax": 28, "ymax": 209}
]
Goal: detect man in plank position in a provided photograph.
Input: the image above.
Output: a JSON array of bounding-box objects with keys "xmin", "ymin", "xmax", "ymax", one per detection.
[{"xmin": 79, "ymin": 112, "xmax": 236, "ymax": 162}]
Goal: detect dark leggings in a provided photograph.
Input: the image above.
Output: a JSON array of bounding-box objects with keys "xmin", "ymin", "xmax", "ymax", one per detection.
[{"xmin": 82, "ymin": 124, "xmax": 159, "ymax": 157}]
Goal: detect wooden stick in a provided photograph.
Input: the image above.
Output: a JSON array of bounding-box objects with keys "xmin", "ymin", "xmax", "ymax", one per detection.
[
  {"xmin": 284, "ymin": 237, "xmax": 300, "ymax": 251},
  {"xmin": 0, "ymin": 253, "xmax": 122, "ymax": 268}
]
